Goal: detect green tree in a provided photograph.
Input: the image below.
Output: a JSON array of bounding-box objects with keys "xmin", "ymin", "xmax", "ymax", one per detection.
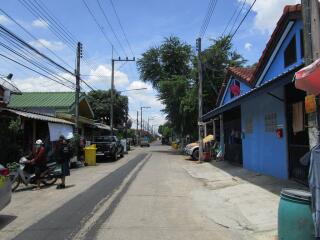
[
  {"xmin": 200, "ymin": 36, "xmax": 247, "ymax": 113},
  {"xmin": 87, "ymin": 90, "xmax": 128, "ymax": 128},
  {"xmin": 137, "ymin": 36, "xmax": 197, "ymax": 137}
]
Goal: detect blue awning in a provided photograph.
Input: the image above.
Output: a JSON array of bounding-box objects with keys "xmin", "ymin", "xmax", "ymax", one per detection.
[{"xmin": 202, "ymin": 66, "xmax": 301, "ymax": 121}]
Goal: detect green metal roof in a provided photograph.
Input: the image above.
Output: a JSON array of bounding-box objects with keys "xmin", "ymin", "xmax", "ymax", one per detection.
[{"xmin": 8, "ymin": 92, "xmax": 84, "ymax": 108}]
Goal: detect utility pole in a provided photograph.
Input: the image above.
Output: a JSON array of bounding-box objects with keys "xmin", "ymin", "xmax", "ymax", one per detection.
[
  {"xmin": 302, "ymin": 0, "xmax": 320, "ymax": 147},
  {"xmin": 75, "ymin": 42, "xmax": 82, "ymax": 161},
  {"xmin": 196, "ymin": 37, "xmax": 203, "ymax": 162},
  {"xmin": 140, "ymin": 106, "xmax": 150, "ymax": 140},
  {"xmin": 110, "ymin": 56, "xmax": 135, "ymax": 135},
  {"xmin": 136, "ymin": 110, "xmax": 139, "ymax": 145}
]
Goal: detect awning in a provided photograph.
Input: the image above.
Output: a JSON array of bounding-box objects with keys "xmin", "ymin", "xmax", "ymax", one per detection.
[
  {"xmin": 295, "ymin": 58, "xmax": 320, "ymax": 95},
  {"xmin": 3, "ymin": 108, "xmax": 74, "ymax": 125},
  {"xmin": 93, "ymin": 123, "xmax": 111, "ymax": 130},
  {"xmin": 202, "ymin": 66, "xmax": 301, "ymax": 121}
]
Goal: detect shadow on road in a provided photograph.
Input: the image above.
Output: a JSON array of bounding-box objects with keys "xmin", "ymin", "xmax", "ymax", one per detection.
[
  {"xmin": 151, "ymin": 149, "xmax": 182, "ymax": 155},
  {"xmin": 210, "ymin": 160, "xmax": 307, "ymax": 195},
  {"xmin": 0, "ymin": 214, "xmax": 17, "ymax": 230}
]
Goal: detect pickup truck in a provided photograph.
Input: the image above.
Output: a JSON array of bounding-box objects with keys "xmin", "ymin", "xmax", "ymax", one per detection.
[{"xmin": 93, "ymin": 136, "xmax": 124, "ymax": 161}]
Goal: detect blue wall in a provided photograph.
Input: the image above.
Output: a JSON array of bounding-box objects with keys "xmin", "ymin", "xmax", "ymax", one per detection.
[
  {"xmin": 221, "ymin": 76, "xmax": 251, "ymax": 106},
  {"xmin": 241, "ymin": 87, "xmax": 288, "ymax": 179},
  {"xmin": 258, "ymin": 20, "xmax": 304, "ymax": 86}
]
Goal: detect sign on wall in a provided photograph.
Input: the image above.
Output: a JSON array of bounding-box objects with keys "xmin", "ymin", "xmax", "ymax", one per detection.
[{"xmin": 265, "ymin": 112, "xmax": 277, "ymax": 132}]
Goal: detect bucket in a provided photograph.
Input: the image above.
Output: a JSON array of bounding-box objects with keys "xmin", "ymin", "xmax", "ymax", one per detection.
[
  {"xmin": 278, "ymin": 188, "xmax": 314, "ymax": 240},
  {"xmin": 84, "ymin": 144, "xmax": 97, "ymax": 166}
]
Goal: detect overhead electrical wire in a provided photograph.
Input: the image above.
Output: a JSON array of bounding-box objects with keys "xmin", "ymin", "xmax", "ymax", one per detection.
[
  {"xmin": 199, "ymin": 0, "xmax": 218, "ymax": 38},
  {"xmin": 82, "ymin": 0, "xmax": 120, "ymax": 56},
  {"xmin": 221, "ymin": 0, "xmax": 244, "ymax": 36},
  {"xmin": 109, "ymin": 0, "xmax": 135, "ymax": 57},
  {"xmin": 0, "ymin": 8, "xmax": 74, "ymax": 70},
  {"xmin": 0, "ymin": 53, "xmax": 75, "ymax": 90},
  {"xmin": 17, "ymin": 0, "xmax": 104, "ymax": 79},
  {"xmin": 230, "ymin": 0, "xmax": 257, "ymax": 41},
  {"xmin": 96, "ymin": 0, "xmax": 128, "ymax": 56},
  {"xmin": 228, "ymin": 0, "xmax": 247, "ymax": 36}
]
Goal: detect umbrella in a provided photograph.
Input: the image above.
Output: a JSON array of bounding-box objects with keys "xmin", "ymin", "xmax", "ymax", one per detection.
[{"xmin": 295, "ymin": 58, "xmax": 320, "ymax": 95}]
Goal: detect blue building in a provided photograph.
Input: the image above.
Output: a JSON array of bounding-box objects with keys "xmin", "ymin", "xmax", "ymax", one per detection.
[{"xmin": 203, "ymin": 5, "xmax": 310, "ymax": 182}]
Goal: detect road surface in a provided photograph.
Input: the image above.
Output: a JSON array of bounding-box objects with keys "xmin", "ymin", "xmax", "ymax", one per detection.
[{"xmin": 1, "ymin": 142, "xmax": 270, "ymax": 240}]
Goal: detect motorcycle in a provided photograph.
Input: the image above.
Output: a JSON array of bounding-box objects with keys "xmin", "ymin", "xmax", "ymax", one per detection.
[{"xmin": 9, "ymin": 157, "xmax": 59, "ymax": 191}]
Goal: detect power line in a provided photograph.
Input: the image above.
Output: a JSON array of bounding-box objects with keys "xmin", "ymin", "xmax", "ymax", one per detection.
[
  {"xmin": 230, "ymin": 0, "xmax": 257, "ymax": 41},
  {"xmin": 96, "ymin": 0, "xmax": 128, "ymax": 56},
  {"xmin": 0, "ymin": 24, "xmax": 74, "ymax": 75},
  {"xmin": 0, "ymin": 8, "xmax": 74, "ymax": 70},
  {"xmin": 221, "ymin": 0, "xmax": 243, "ymax": 36},
  {"xmin": 109, "ymin": 0, "xmax": 135, "ymax": 57},
  {"xmin": 228, "ymin": 0, "xmax": 247, "ymax": 36},
  {"xmin": 199, "ymin": 0, "xmax": 218, "ymax": 38},
  {"xmin": 82, "ymin": 0, "xmax": 120, "ymax": 56},
  {"xmin": 0, "ymin": 53, "xmax": 75, "ymax": 90},
  {"xmin": 18, "ymin": 0, "xmax": 76, "ymax": 51}
]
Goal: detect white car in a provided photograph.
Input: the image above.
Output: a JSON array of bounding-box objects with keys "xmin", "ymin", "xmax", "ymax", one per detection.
[
  {"xmin": 0, "ymin": 164, "xmax": 11, "ymax": 211},
  {"xmin": 185, "ymin": 142, "xmax": 199, "ymax": 160}
]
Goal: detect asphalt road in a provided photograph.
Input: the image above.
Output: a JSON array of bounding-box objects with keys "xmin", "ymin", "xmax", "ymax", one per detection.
[{"xmin": 12, "ymin": 152, "xmax": 150, "ymax": 240}]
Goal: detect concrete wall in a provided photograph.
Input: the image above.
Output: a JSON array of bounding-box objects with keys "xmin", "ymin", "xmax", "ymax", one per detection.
[
  {"xmin": 258, "ymin": 20, "xmax": 304, "ymax": 86},
  {"xmin": 241, "ymin": 87, "xmax": 288, "ymax": 179},
  {"xmin": 221, "ymin": 76, "xmax": 251, "ymax": 106}
]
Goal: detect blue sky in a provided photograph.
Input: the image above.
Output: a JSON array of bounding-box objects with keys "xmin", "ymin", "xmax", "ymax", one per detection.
[{"xmin": 0, "ymin": 0, "xmax": 299, "ymax": 128}]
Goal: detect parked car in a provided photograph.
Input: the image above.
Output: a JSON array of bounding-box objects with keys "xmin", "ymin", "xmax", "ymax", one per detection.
[
  {"xmin": 0, "ymin": 164, "xmax": 11, "ymax": 211},
  {"xmin": 140, "ymin": 136, "xmax": 150, "ymax": 147},
  {"xmin": 93, "ymin": 136, "xmax": 124, "ymax": 161},
  {"xmin": 185, "ymin": 142, "xmax": 199, "ymax": 160}
]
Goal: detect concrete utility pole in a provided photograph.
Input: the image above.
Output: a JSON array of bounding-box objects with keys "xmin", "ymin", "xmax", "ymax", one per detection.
[
  {"xmin": 110, "ymin": 56, "xmax": 135, "ymax": 135},
  {"xmin": 196, "ymin": 37, "xmax": 203, "ymax": 162},
  {"xmin": 136, "ymin": 110, "xmax": 139, "ymax": 145},
  {"xmin": 75, "ymin": 42, "xmax": 82, "ymax": 161},
  {"xmin": 302, "ymin": 0, "xmax": 320, "ymax": 146},
  {"xmin": 140, "ymin": 106, "xmax": 150, "ymax": 139}
]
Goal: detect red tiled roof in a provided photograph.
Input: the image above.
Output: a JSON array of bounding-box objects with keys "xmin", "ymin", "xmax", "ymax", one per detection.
[
  {"xmin": 229, "ymin": 67, "xmax": 255, "ymax": 85},
  {"xmin": 216, "ymin": 4, "xmax": 302, "ymax": 107},
  {"xmin": 252, "ymin": 4, "xmax": 302, "ymax": 84},
  {"xmin": 216, "ymin": 67, "xmax": 256, "ymax": 106}
]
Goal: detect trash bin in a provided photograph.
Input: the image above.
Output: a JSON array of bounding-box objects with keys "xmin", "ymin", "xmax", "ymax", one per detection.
[
  {"xmin": 84, "ymin": 144, "xmax": 97, "ymax": 166},
  {"xmin": 278, "ymin": 189, "xmax": 314, "ymax": 240}
]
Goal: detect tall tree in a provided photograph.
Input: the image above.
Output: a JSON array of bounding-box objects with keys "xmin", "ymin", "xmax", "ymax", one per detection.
[
  {"xmin": 137, "ymin": 36, "xmax": 197, "ymax": 137},
  {"xmin": 200, "ymin": 36, "xmax": 247, "ymax": 113},
  {"xmin": 87, "ymin": 90, "xmax": 128, "ymax": 128}
]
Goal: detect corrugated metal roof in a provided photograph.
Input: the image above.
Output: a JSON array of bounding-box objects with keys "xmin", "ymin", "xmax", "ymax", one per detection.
[
  {"xmin": 4, "ymin": 108, "xmax": 74, "ymax": 125},
  {"xmin": 8, "ymin": 92, "xmax": 85, "ymax": 108}
]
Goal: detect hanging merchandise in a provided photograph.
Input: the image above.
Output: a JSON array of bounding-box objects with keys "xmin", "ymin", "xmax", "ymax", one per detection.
[{"xmin": 305, "ymin": 95, "xmax": 317, "ymax": 114}]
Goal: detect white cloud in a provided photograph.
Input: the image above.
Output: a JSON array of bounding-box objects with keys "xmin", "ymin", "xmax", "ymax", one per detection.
[
  {"xmin": 244, "ymin": 42, "xmax": 252, "ymax": 51},
  {"xmin": 125, "ymin": 80, "xmax": 166, "ymax": 129},
  {"xmin": 31, "ymin": 19, "xmax": 49, "ymax": 28},
  {"xmin": 243, "ymin": 0, "xmax": 300, "ymax": 34},
  {"xmin": 15, "ymin": 75, "xmax": 72, "ymax": 92},
  {"xmin": 88, "ymin": 64, "xmax": 129, "ymax": 88},
  {"xmin": 0, "ymin": 15, "xmax": 10, "ymax": 25},
  {"xmin": 29, "ymin": 39, "xmax": 65, "ymax": 51}
]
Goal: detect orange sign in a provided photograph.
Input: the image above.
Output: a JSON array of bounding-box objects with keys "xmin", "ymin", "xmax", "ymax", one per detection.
[{"xmin": 305, "ymin": 95, "xmax": 316, "ymax": 114}]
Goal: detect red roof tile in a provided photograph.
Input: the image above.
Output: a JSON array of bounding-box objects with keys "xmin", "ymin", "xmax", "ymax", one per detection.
[
  {"xmin": 252, "ymin": 4, "xmax": 302, "ymax": 84},
  {"xmin": 229, "ymin": 67, "xmax": 255, "ymax": 84},
  {"xmin": 216, "ymin": 67, "xmax": 256, "ymax": 106}
]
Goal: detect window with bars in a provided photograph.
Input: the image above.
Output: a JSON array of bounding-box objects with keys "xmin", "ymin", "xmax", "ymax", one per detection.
[{"xmin": 265, "ymin": 112, "xmax": 277, "ymax": 132}]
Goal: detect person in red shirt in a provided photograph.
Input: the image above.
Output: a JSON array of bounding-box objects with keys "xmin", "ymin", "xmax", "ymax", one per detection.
[{"xmin": 28, "ymin": 139, "xmax": 47, "ymax": 190}]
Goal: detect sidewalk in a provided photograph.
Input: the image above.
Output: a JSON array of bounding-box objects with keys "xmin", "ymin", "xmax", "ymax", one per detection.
[{"xmin": 182, "ymin": 158, "xmax": 307, "ymax": 240}]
